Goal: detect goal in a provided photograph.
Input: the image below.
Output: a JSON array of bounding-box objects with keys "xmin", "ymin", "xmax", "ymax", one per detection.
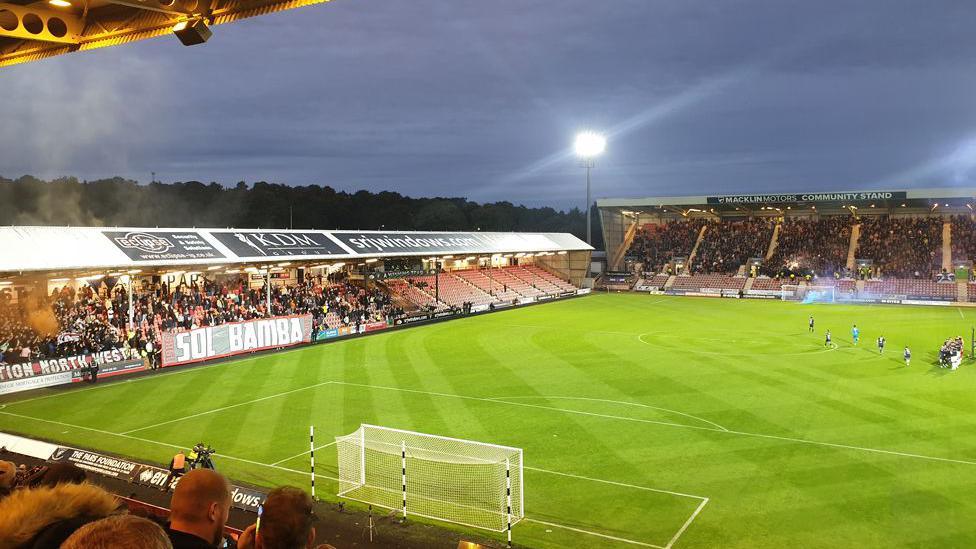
[
  {"xmin": 781, "ymin": 284, "xmax": 836, "ymax": 303},
  {"xmin": 335, "ymin": 424, "xmax": 524, "ymax": 534}
]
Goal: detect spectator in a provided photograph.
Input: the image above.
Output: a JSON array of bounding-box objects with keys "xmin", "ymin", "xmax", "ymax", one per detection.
[
  {"xmin": 0, "ymin": 481, "xmax": 122, "ymax": 548},
  {"xmin": 626, "ymin": 218, "xmax": 706, "ymax": 274},
  {"xmin": 62, "ymin": 514, "xmax": 173, "ymax": 549},
  {"xmin": 858, "ymin": 216, "xmax": 942, "ymax": 278},
  {"xmin": 694, "ymin": 218, "xmax": 776, "ymax": 274},
  {"xmin": 764, "ymin": 216, "xmax": 853, "ymax": 278},
  {"xmin": 237, "ymin": 486, "xmax": 332, "ymax": 549},
  {"xmin": 0, "ymin": 460, "xmax": 15, "ymax": 499},
  {"xmin": 166, "ymin": 469, "xmax": 232, "ymax": 549}
]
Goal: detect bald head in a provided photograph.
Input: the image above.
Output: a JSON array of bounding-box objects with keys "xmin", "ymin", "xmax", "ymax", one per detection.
[{"xmin": 170, "ymin": 469, "xmax": 231, "ymax": 524}]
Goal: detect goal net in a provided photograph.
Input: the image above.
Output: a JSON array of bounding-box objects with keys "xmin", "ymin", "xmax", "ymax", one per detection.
[
  {"xmin": 781, "ymin": 284, "xmax": 836, "ymax": 303},
  {"xmin": 335, "ymin": 424, "xmax": 524, "ymax": 533}
]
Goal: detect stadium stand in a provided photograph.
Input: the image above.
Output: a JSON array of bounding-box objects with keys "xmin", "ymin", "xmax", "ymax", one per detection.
[
  {"xmin": 672, "ymin": 274, "xmax": 747, "ymax": 292},
  {"xmin": 857, "ymin": 216, "xmax": 942, "ymax": 278},
  {"xmin": 627, "ymin": 219, "xmax": 705, "ymax": 273},
  {"xmin": 693, "ymin": 218, "xmax": 775, "ymax": 274},
  {"xmin": 764, "ymin": 217, "xmax": 853, "ymax": 277},
  {"xmin": 951, "ymin": 215, "xmax": 976, "ymax": 266}
]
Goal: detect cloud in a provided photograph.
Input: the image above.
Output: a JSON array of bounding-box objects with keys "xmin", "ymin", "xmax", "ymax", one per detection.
[{"xmin": 3, "ymin": 0, "xmax": 976, "ymax": 209}]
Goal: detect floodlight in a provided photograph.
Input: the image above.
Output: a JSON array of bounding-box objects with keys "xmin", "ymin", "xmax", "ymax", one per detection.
[{"xmin": 574, "ymin": 131, "xmax": 606, "ymax": 158}]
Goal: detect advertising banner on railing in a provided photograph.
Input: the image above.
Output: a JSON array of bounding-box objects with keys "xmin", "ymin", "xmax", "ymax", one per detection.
[
  {"xmin": 161, "ymin": 315, "xmax": 313, "ymax": 367},
  {"xmin": 0, "ymin": 348, "xmax": 144, "ymax": 395}
]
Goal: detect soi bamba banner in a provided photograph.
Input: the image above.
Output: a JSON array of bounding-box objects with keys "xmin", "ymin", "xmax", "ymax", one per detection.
[{"xmin": 161, "ymin": 315, "xmax": 313, "ymax": 367}]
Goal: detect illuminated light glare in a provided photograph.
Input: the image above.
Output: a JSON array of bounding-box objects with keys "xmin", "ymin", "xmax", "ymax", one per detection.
[
  {"xmin": 574, "ymin": 131, "xmax": 606, "ymax": 158},
  {"xmin": 172, "ymin": 21, "xmax": 188, "ymax": 31},
  {"xmin": 277, "ymin": 262, "xmax": 291, "ymax": 267},
  {"xmin": 127, "ymin": 269, "xmax": 141, "ymax": 274},
  {"xmin": 207, "ymin": 266, "xmax": 223, "ymax": 271},
  {"xmin": 365, "ymin": 258, "xmax": 379, "ymax": 264},
  {"xmin": 49, "ymin": 0, "xmax": 71, "ymax": 6}
]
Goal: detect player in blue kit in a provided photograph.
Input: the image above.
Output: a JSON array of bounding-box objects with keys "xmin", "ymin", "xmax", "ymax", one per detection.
[{"xmin": 851, "ymin": 324, "xmax": 859, "ymax": 346}]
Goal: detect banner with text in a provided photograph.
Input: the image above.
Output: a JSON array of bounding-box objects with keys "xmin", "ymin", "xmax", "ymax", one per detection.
[
  {"xmin": 0, "ymin": 348, "xmax": 143, "ymax": 383},
  {"xmin": 706, "ymin": 191, "xmax": 907, "ymax": 205},
  {"xmin": 161, "ymin": 315, "xmax": 313, "ymax": 367},
  {"xmin": 104, "ymin": 230, "xmax": 225, "ymax": 261},
  {"xmin": 211, "ymin": 231, "xmax": 347, "ymax": 258}
]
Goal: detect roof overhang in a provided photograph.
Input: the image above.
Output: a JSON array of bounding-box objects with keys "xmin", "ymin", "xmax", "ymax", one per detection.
[
  {"xmin": 0, "ymin": 0, "xmax": 333, "ymax": 68},
  {"xmin": 597, "ymin": 188, "xmax": 976, "ymax": 215},
  {"xmin": 0, "ymin": 227, "xmax": 593, "ymax": 275}
]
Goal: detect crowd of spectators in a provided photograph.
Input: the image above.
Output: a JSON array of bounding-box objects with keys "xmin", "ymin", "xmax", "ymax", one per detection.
[
  {"xmin": 693, "ymin": 218, "xmax": 775, "ymax": 274},
  {"xmin": 857, "ymin": 216, "xmax": 943, "ymax": 278},
  {"xmin": 763, "ymin": 217, "xmax": 853, "ymax": 278},
  {"xmin": 626, "ymin": 219, "xmax": 706, "ymax": 273},
  {"xmin": 0, "ymin": 272, "xmax": 402, "ymax": 367},
  {"xmin": 0, "ymin": 459, "xmax": 333, "ymax": 548},
  {"xmin": 950, "ymin": 215, "xmax": 976, "ymax": 265}
]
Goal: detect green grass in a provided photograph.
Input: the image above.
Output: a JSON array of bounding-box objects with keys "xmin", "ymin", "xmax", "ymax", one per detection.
[{"xmin": 2, "ymin": 294, "xmax": 976, "ymax": 548}]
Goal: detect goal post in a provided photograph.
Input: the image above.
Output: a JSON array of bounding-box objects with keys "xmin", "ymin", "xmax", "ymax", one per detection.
[
  {"xmin": 781, "ymin": 284, "xmax": 836, "ymax": 303},
  {"xmin": 335, "ymin": 424, "xmax": 524, "ymax": 534}
]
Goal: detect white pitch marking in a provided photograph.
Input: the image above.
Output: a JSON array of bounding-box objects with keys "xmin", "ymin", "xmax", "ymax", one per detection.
[
  {"xmin": 506, "ymin": 324, "xmax": 641, "ymax": 337},
  {"xmin": 0, "ymin": 410, "xmax": 342, "ymax": 482},
  {"xmin": 637, "ymin": 332, "xmax": 837, "ymax": 357},
  {"xmin": 664, "ymin": 497, "xmax": 709, "ymax": 549},
  {"xmin": 335, "ymin": 381, "xmax": 713, "ymax": 433},
  {"xmin": 1, "ymin": 343, "xmax": 319, "ymax": 408},
  {"xmin": 271, "ymin": 440, "xmax": 339, "ymax": 466},
  {"xmin": 333, "ymin": 381, "xmax": 976, "ymax": 467},
  {"xmin": 0, "ymin": 411, "xmax": 694, "ymax": 547},
  {"xmin": 491, "ymin": 395, "xmax": 729, "ymax": 432},
  {"xmin": 525, "ymin": 465, "xmax": 706, "ymax": 501},
  {"xmin": 121, "ymin": 380, "xmax": 336, "ymax": 435},
  {"xmin": 958, "ymin": 308, "xmax": 965, "ymax": 319},
  {"xmin": 525, "ymin": 518, "xmax": 663, "ymax": 548}
]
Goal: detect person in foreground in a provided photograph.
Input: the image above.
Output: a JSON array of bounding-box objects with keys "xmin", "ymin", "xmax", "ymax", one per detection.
[
  {"xmin": 63, "ymin": 514, "xmax": 173, "ymax": 549},
  {"xmin": 237, "ymin": 486, "xmax": 335, "ymax": 549},
  {"xmin": 0, "ymin": 463, "xmax": 124, "ymax": 548},
  {"xmin": 166, "ymin": 469, "xmax": 232, "ymax": 549}
]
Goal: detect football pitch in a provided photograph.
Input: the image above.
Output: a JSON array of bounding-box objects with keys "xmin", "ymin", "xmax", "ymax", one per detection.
[{"xmin": 2, "ymin": 294, "xmax": 975, "ymax": 548}]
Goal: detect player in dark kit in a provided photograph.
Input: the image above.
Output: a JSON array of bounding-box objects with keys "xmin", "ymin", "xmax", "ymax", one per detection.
[
  {"xmin": 825, "ymin": 330, "xmax": 832, "ymax": 347},
  {"xmin": 877, "ymin": 336, "xmax": 885, "ymax": 354},
  {"xmin": 904, "ymin": 346, "xmax": 911, "ymax": 367},
  {"xmin": 808, "ymin": 316, "xmax": 815, "ymax": 332}
]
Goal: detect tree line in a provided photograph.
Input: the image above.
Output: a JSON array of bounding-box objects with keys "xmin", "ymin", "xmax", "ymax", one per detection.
[{"xmin": 0, "ymin": 176, "xmax": 603, "ymax": 248}]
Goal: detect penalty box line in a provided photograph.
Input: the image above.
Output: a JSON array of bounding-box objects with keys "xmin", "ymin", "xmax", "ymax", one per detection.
[{"xmin": 0, "ymin": 411, "xmax": 694, "ymax": 549}]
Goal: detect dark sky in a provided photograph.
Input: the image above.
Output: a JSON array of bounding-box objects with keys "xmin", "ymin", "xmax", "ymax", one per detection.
[{"xmin": 4, "ymin": 0, "xmax": 976, "ymax": 209}]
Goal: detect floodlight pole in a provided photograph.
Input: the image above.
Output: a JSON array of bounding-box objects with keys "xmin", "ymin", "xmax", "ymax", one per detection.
[{"xmin": 583, "ymin": 159, "xmax": 594, "ymax": 246}]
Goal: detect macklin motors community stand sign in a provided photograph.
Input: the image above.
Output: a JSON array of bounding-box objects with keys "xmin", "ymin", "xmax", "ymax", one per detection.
[
  {"xmin": 706, "ymin": 191, "xmax": 907, "ymax": 205},
  {"xmin": 161, "ymin": 315, "xmax": 314, "ymax": 367},
  {"xmin": 0, "ymin": 348, "xmax": 144, "ymax": 395}
]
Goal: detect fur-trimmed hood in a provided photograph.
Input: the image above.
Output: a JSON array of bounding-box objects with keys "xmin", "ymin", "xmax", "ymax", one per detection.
[{"xmin": 0, "ymin": 482, "xmax": 120, "ymax": 548}]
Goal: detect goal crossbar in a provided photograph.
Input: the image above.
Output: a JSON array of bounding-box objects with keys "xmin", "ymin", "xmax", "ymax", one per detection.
[{"xmin": 336, "ymin": 424, "xmax": 524, "ymax": 533}]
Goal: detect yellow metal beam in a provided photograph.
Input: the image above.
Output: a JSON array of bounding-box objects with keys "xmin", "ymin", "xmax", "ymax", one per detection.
[{"xmin": 0, "ymin": 2, "xmax": 83, "ymax": 44}]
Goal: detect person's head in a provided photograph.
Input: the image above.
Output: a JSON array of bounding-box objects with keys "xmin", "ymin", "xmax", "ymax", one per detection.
[
  {"xmin": 32, "ymin": 462, "xmax": 87, "ymax": 488},
  {"xmin": 62, "ymin": 514, "xmax": 173, "ymax": 549},
  {"xmin": 168, "ymin": 469, "xmax": 231, "ymax": 546},
  {"xmin": 256, "ymin": 486, "xmax": 317, "ymax": 549},
  {"xmin": 0, "ymin": 460, "xmax": 15, "ymax": 491}
]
